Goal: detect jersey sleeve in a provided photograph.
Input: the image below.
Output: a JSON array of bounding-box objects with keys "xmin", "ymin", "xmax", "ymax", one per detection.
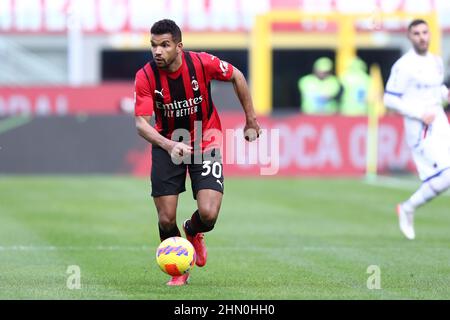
[
  {"xmin": 385, "ymin": 60, "xmax": 409, "ymax": 96},
  {"xmin": 384, "ymin": 60, "xmax": 423, "ymax": 119},
  {"xmin": 134, "ymin": 69, "xmax": 154, "ymax": 116},
  {"xmin": 437, "ymin": 57, "xmax": 449, "ymax": 103},
  {"xmin": 199, "ymin": 52, "xmax": 234, "ymax": 81}
]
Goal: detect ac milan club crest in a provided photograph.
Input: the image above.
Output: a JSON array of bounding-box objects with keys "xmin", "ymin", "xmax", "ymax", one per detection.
[{"xmin": 191, "ymin": 79, "xmax": 199, "ymax": 91}]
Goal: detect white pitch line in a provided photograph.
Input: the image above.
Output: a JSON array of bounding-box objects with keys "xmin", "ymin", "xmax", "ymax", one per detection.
[
  {"xmin": 0, "ymin": 245, "xmax": 152, "ymax": 252},
  {"xmin": 365, "ymin": 175, "xmax": 419, "ymax": 190},
  {"xmin": 1, "ymin": 245, "xmax": 449, "ymax": 252},
  {"xmin": 365, "ymin": 175, "xmax": 450, "ymax": 196}
]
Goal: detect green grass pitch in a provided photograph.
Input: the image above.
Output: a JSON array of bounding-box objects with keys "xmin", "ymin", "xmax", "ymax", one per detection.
[{"xmin": 1, "ymin": 176, "xmax": 450, "ymax": 299}]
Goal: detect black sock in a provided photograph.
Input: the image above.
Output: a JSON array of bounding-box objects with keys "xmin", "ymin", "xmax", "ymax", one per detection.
[
  {"xmin": 158, "ymin": 223, "xmax": 181, "ymax": 241},
  {"xmin": 184, "ymin": 210, "xmax": 214, "ymax": 236}
]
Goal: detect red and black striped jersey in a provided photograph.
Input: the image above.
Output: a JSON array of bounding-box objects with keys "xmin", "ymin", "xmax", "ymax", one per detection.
[{"xmin": 134, "ymin": 51, "xmax": 234, "ymax": 150}]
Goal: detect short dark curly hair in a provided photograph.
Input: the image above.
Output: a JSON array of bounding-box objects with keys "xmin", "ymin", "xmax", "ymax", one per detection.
[
  {"xmin": 150, "ymin": 19, "xmax": 182, "ymax": 43},
  {"xmin": 408, "ymin": 19, "xmax": 428, "ymax": 32}
]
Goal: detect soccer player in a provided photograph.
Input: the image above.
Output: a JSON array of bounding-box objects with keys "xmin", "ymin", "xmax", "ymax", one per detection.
[
  {"xmin": 384, "ymin": 19, "xmax": 450, "ymax": 240},
  {"xmin": 134, "ymin": 19, "xmax": 261, "ymax": 285}
]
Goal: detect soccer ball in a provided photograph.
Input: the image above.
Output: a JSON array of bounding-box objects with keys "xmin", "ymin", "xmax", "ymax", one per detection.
[{"xmin": 156, "ymin": 237, "xmax": 196, "ymax": 276}]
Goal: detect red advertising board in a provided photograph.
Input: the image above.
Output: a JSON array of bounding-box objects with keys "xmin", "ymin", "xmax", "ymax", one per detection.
[
  {"xmin": 0, "ymin": 84, "xmax": 429, "ymax": 177},
  {"xmin": 125, "ymin": 113, "xmax": 417, "ymax": 177},
  {"xmin": 0, "ymin": 83, "xmax": 133, "ymax": 116}
]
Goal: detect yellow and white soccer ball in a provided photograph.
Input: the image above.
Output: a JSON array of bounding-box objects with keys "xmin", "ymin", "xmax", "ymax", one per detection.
[{"xmin": 156, "ymin": 237, "xmax": 196, "ymax": 276}]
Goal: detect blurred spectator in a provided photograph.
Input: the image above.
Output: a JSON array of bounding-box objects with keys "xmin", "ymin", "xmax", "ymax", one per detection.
[
  {"xmin": 298, "ymin": 57, "xmax": 342, "ymax": 114},
  {"xmin": 339, "ymin": 57, "xmax": 371, "ymax": 116}
]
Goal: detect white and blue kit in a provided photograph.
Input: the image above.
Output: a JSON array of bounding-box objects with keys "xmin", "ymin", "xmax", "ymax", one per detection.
[{"xmin": 384, "ymin": 49, "xmax": 450, "ymax": 181}]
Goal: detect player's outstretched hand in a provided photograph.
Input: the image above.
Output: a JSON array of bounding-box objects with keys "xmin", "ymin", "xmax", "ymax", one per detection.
[
  {"xmin": 421, "ymin": 112, "xmax": 435, "ymax": 125},
  {"xmin": 244, "ymin": 118, "xmax": 262, "ymax": 142}
]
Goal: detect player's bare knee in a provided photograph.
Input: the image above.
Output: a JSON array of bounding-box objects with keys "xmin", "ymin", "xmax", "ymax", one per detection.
[
  {"xmin": 202, "ymin": 214, "xmax": 217, "ymax": 228},
  {"xmin": 158, "ymin": 214, "xmax": 177, "ymax": 231},
  {"xmin": 198, "ymin": 206, "xmax": 219, "ymax": 227}
]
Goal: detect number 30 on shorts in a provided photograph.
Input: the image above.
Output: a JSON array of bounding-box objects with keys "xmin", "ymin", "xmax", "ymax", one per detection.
[{"xmin": 201, "ymin": 160, "xmax": 222, "ymax": 179}]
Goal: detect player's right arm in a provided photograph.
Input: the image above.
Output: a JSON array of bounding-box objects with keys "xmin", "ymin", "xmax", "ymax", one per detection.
[
  {"xmin": 135, "ymin": 116, "xmax": 192, "ymax": 157},
  {"xmin": 384, "ymin": 60, "xmax": 435, "ymax": 125},
  {"xmin": 134, "ymin": 70, "xmax": 192, "ymax": 157},
  {"xmin": 135, "ymin": 116, "xmax": 171, "ymax": 150}
]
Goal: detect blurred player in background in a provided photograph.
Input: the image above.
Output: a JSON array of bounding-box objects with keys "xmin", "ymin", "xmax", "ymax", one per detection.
[
  {"xmin": 134, "ymin": 19, "xmax": 261, "ymax": 285},
  {"xmin": 384, "ymin": 19, "xmax": 450, "ymax": 240}
]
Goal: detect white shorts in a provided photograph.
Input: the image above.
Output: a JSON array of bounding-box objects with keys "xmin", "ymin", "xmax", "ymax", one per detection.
[{"xmin": 412, "ymin": 133, "xmax": 450, "ymax": 181}]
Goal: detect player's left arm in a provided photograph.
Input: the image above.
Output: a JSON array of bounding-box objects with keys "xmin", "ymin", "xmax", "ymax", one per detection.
[
  {"xmin": 229, "ymin": 67, "xmax": 261, "ymax": 142},
  {"xmin": 441, "ymin": 85, "xmax": 450, "ymax": 104},
  {"xmin": 201, "ymin": 52, "xmax": 261, "ymax": 142}
]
